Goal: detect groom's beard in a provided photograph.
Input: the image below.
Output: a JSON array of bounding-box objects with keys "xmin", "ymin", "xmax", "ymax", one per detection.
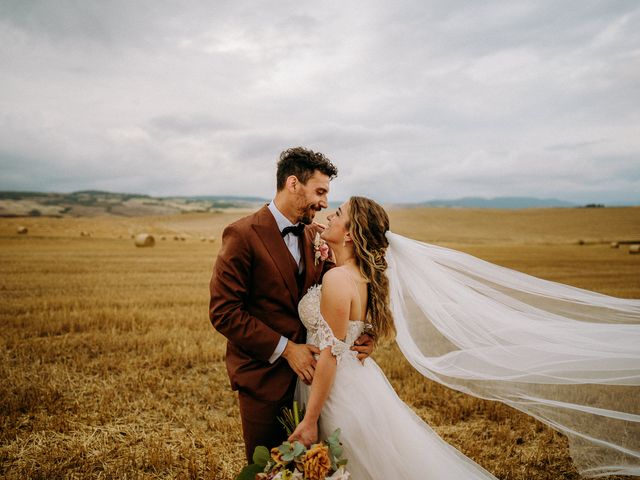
[{"xmin": 300, "ymin": 204, "xmax": 321, "ymax": 224}]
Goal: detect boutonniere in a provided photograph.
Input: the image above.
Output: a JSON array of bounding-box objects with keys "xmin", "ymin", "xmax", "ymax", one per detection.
[{"xmin": 313, "ymin": 232, "xmax": 329, "ymax": 266}]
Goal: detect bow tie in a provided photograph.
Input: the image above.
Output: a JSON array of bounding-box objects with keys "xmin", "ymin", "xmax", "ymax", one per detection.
[{"xmin": 281, "ymin": 223, "xmax": 305, "ymax": 237}]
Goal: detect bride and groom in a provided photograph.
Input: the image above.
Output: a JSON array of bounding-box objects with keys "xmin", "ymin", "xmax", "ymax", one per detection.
[{"xmin": 210, "ymin": 147, "xmax": 640, "ymax": 479}]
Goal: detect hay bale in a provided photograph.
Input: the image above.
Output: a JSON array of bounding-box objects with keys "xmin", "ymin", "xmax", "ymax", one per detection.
[
  {"xmin": 17, "ymin": 226, "xmax": 28, "ymax": 234},
  {"xmin": 173, "ymin": 235, "xmax": 180, "ymax": 241},
  {"xmin": 160, "ymin": 236, "xmax": 166, "ymax": 241},
  {"xmin": 200, "ymin": 237, "xmax": 206, "ymax": 242},
  {"xmin": 629, "ymin": 245, "xmax": 640, "ymax": 254},
  {"xmin": 134, "ymin": 233, "xmax": 155, "ymax": 247},
  {"xmin": 577, "ymin": 239, "xmax": 585, "ymax": 245},
  {"xmin": 208, "ymin": 236, "xmax": 216, "ymax": 243},
  {"xmin": 610, "ymin": 242, "xmax": 619, "ymax": 248},
  {"xmin": 80, "ymin": 231, "xmax": 91, "ymax": 237}
]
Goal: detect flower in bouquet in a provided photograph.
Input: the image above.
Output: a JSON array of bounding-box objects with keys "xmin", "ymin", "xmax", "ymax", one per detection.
[
  {"xmin": 268, "ymin": 446, "xmax": 289, "ymax": 475},
  {"xmin": 302, "ymin": 443, "xmax": 332, "ymax": 480},
  {"xmin": 326, "ymin": 467, "xmax": 350, "ymax": 480},
  {"xmin": 259, "ymin": 470, "xmax": 303, "ymax": 480}
]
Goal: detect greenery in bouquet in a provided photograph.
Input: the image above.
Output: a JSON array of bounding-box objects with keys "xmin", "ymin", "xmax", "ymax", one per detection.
[
  {"xmin": 237, "ymin": 402, "xmax": 349, "ymax": 480},
  {"xmin": 277, "ymin": 401, "xmax": 305, "ymax": 436}
]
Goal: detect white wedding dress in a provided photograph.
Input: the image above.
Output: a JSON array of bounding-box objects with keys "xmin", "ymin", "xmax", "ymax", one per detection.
[{"xmin": 296, "ymin": 284, "xmax": 498, "ymax": 480}]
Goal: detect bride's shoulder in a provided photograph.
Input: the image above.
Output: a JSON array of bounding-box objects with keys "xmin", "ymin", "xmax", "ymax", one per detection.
[
  {"xmin": 322, "ymin": 266, "xmax": 351, "ymax": 285},
  {"xmin": 319, "ymin": 268, "xmax": 352, "ymax": 338},
  {"xmin": 320, "ymin": 268, "xmax": 352, "ymax": 303}
]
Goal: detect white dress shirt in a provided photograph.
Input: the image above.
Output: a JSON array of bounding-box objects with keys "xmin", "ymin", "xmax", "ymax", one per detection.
[
  {"xmin": 267, "ymin": 201, "xmax": 303, "ymax": 363},
  {"xmin": 268, "ymin": 201, "xmax": 303, "ymax": 268}
]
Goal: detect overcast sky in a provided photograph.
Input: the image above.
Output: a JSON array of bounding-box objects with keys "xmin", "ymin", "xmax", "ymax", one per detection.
[{"xmin": 1, "ymin": 1, "xmax": 639, "ymax": 203}]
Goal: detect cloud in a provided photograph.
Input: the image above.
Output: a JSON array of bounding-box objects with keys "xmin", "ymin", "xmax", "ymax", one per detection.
[
  {"xmin": 148, "ymin": 114, "xmax": 239, "ymax": 136},
  {"xmin": 0, "ymin": 0, "xmax": 638, "ymax": 203}
]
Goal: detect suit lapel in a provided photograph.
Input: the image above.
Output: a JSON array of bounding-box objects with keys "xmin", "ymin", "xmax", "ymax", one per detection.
[{"xmin": 252, "ymin": 206, "xmax": 299, "ymax": 305}]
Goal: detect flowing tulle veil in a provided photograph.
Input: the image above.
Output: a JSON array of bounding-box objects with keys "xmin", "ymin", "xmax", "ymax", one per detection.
[{"xmin": 385, "ymin": 232, "xmax": 640, "ymax": 477}]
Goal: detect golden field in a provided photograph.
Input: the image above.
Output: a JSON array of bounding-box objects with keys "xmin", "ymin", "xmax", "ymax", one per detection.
[{"xmin": 1, "ymin": 207, "xmax": 639, "ymax": 479}]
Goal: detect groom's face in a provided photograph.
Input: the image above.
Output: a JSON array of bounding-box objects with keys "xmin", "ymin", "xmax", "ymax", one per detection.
[{"xmin": 294, "ymin": 170, "xmax": 330, "ymax": 224}]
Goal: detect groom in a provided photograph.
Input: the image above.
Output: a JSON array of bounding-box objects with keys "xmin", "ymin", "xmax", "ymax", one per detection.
[{"xmin": 209, "ymin": 147, "xmax": 373, "ymax": 460}]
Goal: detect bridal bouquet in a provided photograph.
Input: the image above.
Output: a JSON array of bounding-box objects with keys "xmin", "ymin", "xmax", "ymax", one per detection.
[{"xmin": 237, "ymin": 402, "xmax": 349, "ymax": 480}]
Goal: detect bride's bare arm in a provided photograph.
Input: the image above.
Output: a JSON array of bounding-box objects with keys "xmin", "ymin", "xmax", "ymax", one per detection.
[
  {"xmin": 288, "ymin": 269, "xmax": 351, "ymax": 447},
  {"xmin": 288, "ymin": 347, "xmax": 336, "ymax": 446}
]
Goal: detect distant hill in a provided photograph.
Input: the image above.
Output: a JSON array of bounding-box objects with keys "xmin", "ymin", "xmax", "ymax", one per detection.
[
  {"xmin": 189, "ymin": 195, "xmax": 268, "ymax": 203},
  {"xmin": 0, "ymin": 191, "xmax": 268, "ymax": 217},
  {"xmin": 1, "ymin": 191, "xmax": 634, "ymax": 217},
  {"xmin": 415, "ymin": 197, "xmax": 578, "ymax": 209}
]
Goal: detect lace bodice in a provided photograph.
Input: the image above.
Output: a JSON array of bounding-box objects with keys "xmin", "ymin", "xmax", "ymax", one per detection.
[{"xmin": 298, "ymin": 284, "xmax": 365, "ymax": 363}]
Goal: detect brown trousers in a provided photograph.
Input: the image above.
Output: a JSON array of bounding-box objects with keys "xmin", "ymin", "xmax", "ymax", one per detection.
[{"xmin": 237, "ymin": 379, "xmax": 297, "ymax": 462}]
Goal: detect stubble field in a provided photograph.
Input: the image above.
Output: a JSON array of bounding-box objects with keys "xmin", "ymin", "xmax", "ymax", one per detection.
[{"xmin": 1, "ymin": 207, "xmax": 639, "ymax": 479}]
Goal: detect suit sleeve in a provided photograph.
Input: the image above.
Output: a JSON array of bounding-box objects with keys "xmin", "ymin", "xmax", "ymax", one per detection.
[{"xmin": 209, "ymin": 224, "xmax": 282, "ymax": 362}]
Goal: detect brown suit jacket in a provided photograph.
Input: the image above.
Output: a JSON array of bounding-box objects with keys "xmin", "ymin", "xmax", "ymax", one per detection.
[{"xmin": 209, "ymin": 205, "xmax": 329, "ymax": 402}]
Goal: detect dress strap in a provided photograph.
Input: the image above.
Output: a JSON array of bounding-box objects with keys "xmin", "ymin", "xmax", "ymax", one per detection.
[{"xmin": 347, "ymin": 271, "xmax": 367, "ymax": 321}]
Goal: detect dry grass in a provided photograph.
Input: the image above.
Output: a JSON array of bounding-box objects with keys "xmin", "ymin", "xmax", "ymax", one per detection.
[{"xmin": 1, "ymin": 207, "xmax": 638, "ymax": 479}]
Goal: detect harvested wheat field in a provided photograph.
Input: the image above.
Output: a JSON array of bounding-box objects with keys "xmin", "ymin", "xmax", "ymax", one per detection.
[{"xmin": 1, "ymin": 207, "xmax": 639, "ymax": 479}]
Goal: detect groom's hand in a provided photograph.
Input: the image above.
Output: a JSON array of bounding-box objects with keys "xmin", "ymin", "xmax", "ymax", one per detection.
[
  {"xmin": 352, "ymin": 333, "xmax": 375, "ymax": 362},
  {"xmin": 282, "ymin": 341, "xmax": 320, "ymax": 385}
]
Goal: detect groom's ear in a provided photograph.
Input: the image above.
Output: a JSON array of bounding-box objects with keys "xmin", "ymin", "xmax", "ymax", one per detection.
[{"xmin": 286, "ymin": 175, "xmax": 299, "ymax": 192}]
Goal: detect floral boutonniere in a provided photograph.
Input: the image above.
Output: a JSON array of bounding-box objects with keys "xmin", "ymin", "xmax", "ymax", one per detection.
[{"xmin": 313, "ymin": 232, "xmax": 329, "ymax": 266}]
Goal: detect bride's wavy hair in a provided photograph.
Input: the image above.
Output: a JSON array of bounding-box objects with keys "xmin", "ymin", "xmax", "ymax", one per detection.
[{"xmin": 347, "ymin": 196, "xmax": 394, "ymax": 339}]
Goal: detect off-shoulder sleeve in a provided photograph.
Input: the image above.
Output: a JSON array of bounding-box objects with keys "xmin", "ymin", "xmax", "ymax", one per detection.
[{"xmin": 316, "ymin": 314, "xmax": 350, "ymax": 363}]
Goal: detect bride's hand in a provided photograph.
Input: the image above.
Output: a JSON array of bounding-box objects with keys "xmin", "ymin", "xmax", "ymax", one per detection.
[
  {"xmin": 288, "ymin": 419, "xmax": 318, "ymax": 448},
  {"xmin": 312, "ymin": 221, "xmax": 327, "ymax": 230}
]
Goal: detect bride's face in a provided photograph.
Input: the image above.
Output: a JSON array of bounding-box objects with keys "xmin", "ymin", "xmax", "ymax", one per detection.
[{"xmin": 322, "ymin": 201, "xmax": 350, "ymax": 244}]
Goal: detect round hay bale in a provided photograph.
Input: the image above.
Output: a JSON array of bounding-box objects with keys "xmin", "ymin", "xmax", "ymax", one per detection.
[
  {"xmin": 173, "ymin": 235, "xmax": 180, "ymax": 241},
  {"xmin": 200, "ymin": 237, "xmax": 206, "ymax": 242},
  {"xmin": 629, "ymin": 244, "xmax": 640, "ymax": 254},
  {"xmin": 160, "ymin": 236, "xmax": 166, "ymax": 241},
  {"xmin": 134, "ymin": 233, "xmax": 155, "ymax": 247},
  {"xmin": 208, "ymin": 236, "xmax": 216, "ymax": 243},
  {"xmin": 180, "ymin": 236, "xmax": 186, "ymax": 242},
  {"xmin": 610, "ymin": 242, "xmax": 619, "ymax": 248},
  {"xmin": 577, "ymin": 239, "xmax": 585, "ymax": 245},
  {"xmin": 80, "ymin": 231, "xmax": 91, "ymax": 237},
  {"xmin": 17, "ymin": 226, "xmax": 28, "ymax": 234}
]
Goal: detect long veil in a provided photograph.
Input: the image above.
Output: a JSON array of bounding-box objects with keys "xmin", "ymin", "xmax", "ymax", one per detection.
[{"xmin": 385, "ymin": 232, "xmax": 640, "ymax": 478}]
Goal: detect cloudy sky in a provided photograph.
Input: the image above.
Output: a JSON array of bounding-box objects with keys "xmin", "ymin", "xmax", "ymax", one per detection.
[{"xmin": 1, "ymin": 0, "xmax": 639, "ymax": 203}]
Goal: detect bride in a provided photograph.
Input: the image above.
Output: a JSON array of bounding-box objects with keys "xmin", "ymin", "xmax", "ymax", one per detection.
[
  {"xmin": 289, "ymin": 196, "xmax": 640, "ymax": 478},
  {"xmin": 289, "ymin": 196, "xmax": 498, "ymax": 478}
]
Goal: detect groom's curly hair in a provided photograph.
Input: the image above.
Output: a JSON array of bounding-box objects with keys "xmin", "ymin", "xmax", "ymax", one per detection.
[{"xmin": 276, "ymin": 147, "xmax": 338, "ymax": 190}]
